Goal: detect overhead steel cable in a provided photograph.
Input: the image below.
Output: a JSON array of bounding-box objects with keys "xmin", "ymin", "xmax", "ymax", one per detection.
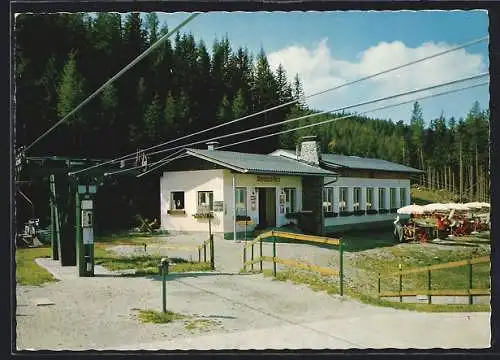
[
  {"xmin": 21, "ymin": 12, "xmax": 201, "ymax": 155},
  {"xmin": 133, "ymin": 80, "xmax": 488, "ymax": 178},
  {"xmin": 126, "ymin": 72, "xmax": 489, "ymax": 158},
  {"xmin": 69, "ymin": 35, "xmax": 488, "ymax": 176}
]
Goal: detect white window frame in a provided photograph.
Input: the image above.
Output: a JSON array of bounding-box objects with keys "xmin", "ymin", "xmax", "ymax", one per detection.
[
  {"xmin": 353, "ymin": 187, "xmax": 361, "ymax": 211},
  {"xmin": 323, "ymin": 187, "xmax": 334, "ymax": 213},
  {"xmin": 390, "ymin": 188, "xmax": 397, "ymax": 209},
  {"xmin": 197, "ymin": 191, "xmax": 214, "ymax": 212},
  {"xmin": 339, "ymin": 187, "xmax": 348, "ymax": 212},
  {"xmin": 366, "ymin": 187, "xmax": 374, "ymax": 210},
  {"xmin": 400, "ymin": 188, "xmax": 407, "ymax": 207},
  {"xmin": 171, "ymin": 191, "xmax": 185, "ymax": 210},
  {"xmin": 235, "ymin": 187, "xmax": 247, "ymax": 216},
  {"xmin": 284, "ymin": 188, "xmax": 297, "ymax": 214},
  {"xmin": 378, "ymin": 188, "xmax": 386, "ymax": 210}
]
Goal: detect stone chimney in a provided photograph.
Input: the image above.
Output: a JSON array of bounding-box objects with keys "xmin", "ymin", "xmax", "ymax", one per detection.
[
  {"xmin": 206, "ymin": 141, "xmax": 219, "ymax": 150},
  {"xmin": 299, "ymin": 136, "xmax": 321, "ymax": 165}
]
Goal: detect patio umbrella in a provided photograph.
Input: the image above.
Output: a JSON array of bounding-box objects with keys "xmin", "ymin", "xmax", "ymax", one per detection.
[
  {"xmin": 397, "ymin": 204, "xmax": 425, "ymax": 215},
  {"xmin": 465, "ymin": 202, "xmax": 483, "ymax": 209},
  {"xmin": 422, "ymin": 203, "xmax": 450, "ymax": 213},
  {"xmin": 446, "ymin": 203, "xmax": 470, "ymax": 211},
  {"xmin": 479, "ymin": 202, "xmax": 490, "ymax": 208}
]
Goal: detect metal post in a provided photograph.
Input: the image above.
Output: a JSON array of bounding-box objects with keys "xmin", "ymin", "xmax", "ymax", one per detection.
[
  {"xmin": 76, "ymin": 191, "xmax": 84, "ymax": 276},
  {"xmin": 468, "ymin": 257, "xmax": 473, "ymax": 305},
  {"xmin": 251, "ymin": 242, "xmax": 254, "ymax": 272},
  {"xmin": 232, "ymin": 175, "xmax": 237, "ymax": 242},
  {"xmin": 203, "ymin": 242, "xmax": 207, "ymax": 263},
  {"xmin": 49, "ymin": 175, "xmax": 59, "ymax": 260},
  {"xmin": 378, "ymin": 272, "xmax": 381, "ymax": 295},
  {"xmin": 272, "ymin": 236, "xmax": 277, "ymax": 277},
  {"xmin": 399, "ymin": 264, "xmax": 403, "ymax": 303},
  {"xmin": 210, "ymin": 234, "xmax": 215, "ymax": 270},
  {"xmin": 160, "ymin": 258, "xmax": 168, "ymax": 313},
  {"xmin": 339, "ymin": 241, "xmax": 344, "ymax": 296},
  {"xmin": 428, "ymin": 269, "xmax": 432, "ymax": 304},
  {"xmin": 198, "ymin": 247, "xmax": 201, "ymax": 263},
  {"xmin": 259, "ymin": 238, "xmax": 263, "ymax": 272},
  {"xmin": 243, "ymin": 245, "xmax": 247, "ymax": 272}
]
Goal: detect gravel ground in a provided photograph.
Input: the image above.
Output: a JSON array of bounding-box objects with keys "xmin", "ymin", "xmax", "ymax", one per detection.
[{"xmin": 15, "ymin": 233, "xmax": 491, "ymax": 350}]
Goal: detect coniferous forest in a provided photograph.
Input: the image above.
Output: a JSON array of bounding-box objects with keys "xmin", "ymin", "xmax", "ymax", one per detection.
[{"xmin": 14, "ymin": 13, "xmax": 490, "ymax": 231}]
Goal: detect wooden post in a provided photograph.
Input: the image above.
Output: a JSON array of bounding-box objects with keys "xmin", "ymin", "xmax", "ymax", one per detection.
[
  {"xmin": 243, "ymin": 246, "xmax": 247, "ymax": 272},
  {"xmin": 272, "ymin": 236, "xmax": 277, "ymax": 277},
  {"xmin": 428, "ymin": 269, "xmax": 432, "ymax": 304},
  {"xmin": 210, "ymin": 234, "xmax": 215, "ymax": 270},
  {"xmin": 198, "ymin": 247, "xmax": 201, "ymax": 263},
  {"xmin": 399, "ymin": 264, "xmax": 403, "ymax": 303},
  {"xmin": 468, "ymin": 257, "xmax": 473, "ymax": 305},
  {"xmin": 339, "ymin": 240, "xmax": 344, "ymax": 296},
  {"xmin": 203, "ymin": 242, "xmax": 207, "ymax": 263},
  {"xmin": 251, "ymin": 242, "xmax": 254, "ymax": 272},
  {"xmin": 378, "ymin": 272, "xmax": 381, "ymax": 296},
  {"xmin": 259, "ymin": 238, "xmax": 263, "ymax": 272}
]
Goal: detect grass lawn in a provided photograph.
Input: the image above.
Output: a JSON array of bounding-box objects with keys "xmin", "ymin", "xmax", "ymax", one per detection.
[
  {"xmin": 260, "ymin": 228, "xmax": 490, "ymax": 312},
  {"xmin": 94, "ymin": 244, "xmax": 212, "ymax": 275},
  {"xmin": 410, "ymin": 187, "xmax": 458, "ymax": 205},
  {"xmin": 15, "ymin": 246, "xmax": 57, "ymax": 286}
]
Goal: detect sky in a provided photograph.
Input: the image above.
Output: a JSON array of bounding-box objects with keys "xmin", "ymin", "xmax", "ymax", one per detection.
[{"xmin": 148, "ymin": 10, "xmax": 489, "ymax": 125}]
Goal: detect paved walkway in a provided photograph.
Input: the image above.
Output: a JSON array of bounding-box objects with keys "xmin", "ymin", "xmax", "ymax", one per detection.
[{"xmin": 16, "ymin": 235, "xmax": 491, "ymax": 350}]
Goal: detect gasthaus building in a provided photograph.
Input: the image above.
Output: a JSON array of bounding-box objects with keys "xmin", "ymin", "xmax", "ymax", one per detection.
[{"xmin": 159, "ymin": 137, "xmax": 423, "ymax": 239}]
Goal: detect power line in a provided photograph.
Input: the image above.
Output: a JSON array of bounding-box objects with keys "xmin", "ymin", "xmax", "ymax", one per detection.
[
  {"xmin": 137, "ymin": 73, "xmax": 489, "ymax": 157},
  {"xmin": 69, "ymin": 35, "xmax": 488, "ymax": 176},
  {"xmin": 21, "ymin": 12, "xmax": 201, "ymax": 155},
  {"xmin": 135, "ymin": 81, "xmax": 488, "ymax": 178}
]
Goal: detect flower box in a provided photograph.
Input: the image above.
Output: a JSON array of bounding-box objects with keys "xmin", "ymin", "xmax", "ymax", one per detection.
[
  {"xmin": 354, "ymin": 210, "xmax": 365, "ymax": 216},
  {"xmin": 339, "ymin": 211, "xmax": 353, "ymax": 217},
  {"xmin": 193, "ymin": 213, "xmax": 214, "ymax": 219},
  {"xmin": 167, "ymin": 209, "xmax": 186, "ymax": 215},
  {"xmin": 366, "ymin": 209, "xmax": 378, "ymax": 215}
]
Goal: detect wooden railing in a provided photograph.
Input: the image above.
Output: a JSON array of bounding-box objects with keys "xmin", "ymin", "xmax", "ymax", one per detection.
[
  {"xmin": 242, "ymin": 231, "xmax": 344, "ymax": 295},
  {"xmin": 196, "ymin": 235, "xmax": 215, "ymax": 270},
  {"xmin": 378, "ymin": 256, "xmax": 490, "ymax": 304}
]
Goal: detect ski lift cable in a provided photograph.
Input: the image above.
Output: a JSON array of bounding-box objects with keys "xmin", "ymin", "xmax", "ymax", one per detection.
[
  {"xmin": 214, "ymin": 81, "xmax": 489, "ymax": 152},
  {"xmin": 134, "ymin": 80, "xmax": 488, "ymax": 178},
  {"xmin": 69, "ymin": 35, "xmax": 488, "ymax": 176},
  {"xmin": 21, "ymin": 12, "xmax": 201, "ymax": 155},
  {"xmin": 128, "ymin": 72, "xmax": 489, "ymax": 158}
]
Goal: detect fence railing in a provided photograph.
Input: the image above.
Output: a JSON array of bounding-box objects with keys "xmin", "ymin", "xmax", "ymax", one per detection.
[
  {"xmin": 242, "ymin": 231, "xmax": 344, "ymax": 295},
  {"xmin": 196, "ymin": 234, "xmax": 215, "ymax": 270},
  {"xmin": 378, "ymin": 255, "xmax": 490, "ymax": 304}
]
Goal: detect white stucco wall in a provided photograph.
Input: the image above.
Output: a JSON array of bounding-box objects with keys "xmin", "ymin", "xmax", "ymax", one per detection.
[
  {"xmin": 160, "ymin": 169, "xmax": 225, "ymax": 232},
  {"xmin": 222, "ymin": 171, "xmax": 303, "ymax": 234},
  {"xmin": 323, "ymin": 176, "xmax": 410, "ymax": 227}
]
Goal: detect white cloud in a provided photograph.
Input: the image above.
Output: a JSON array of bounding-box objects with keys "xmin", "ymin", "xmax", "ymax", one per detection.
[{"xmin": 267, "ymin": 38, "xmax": 488, "ymax": 123}]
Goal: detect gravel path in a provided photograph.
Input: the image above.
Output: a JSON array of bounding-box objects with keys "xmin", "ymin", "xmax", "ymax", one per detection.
[{"xmin": 16, "ymin": 234, "xmax": 491, "ymax": 350}]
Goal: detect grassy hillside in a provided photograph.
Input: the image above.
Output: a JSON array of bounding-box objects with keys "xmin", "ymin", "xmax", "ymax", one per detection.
[{"xmin": 410, "ymin": 186, "xmax": 459, "ymax": 205}]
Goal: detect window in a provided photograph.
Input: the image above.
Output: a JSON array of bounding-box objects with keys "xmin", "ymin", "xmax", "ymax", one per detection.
[
  {"xmin": 353, "ymin": 187, "xmax": 361, "ymax": 211},
  {"xmin": 197, "ymin": 191, "xmax": 213, "ymax": 212},
  {"xmin": 339, "ymin": 187, "xmax": 348, "ymax": 212},
  {"xmin": 323, "ymin": 187, "xmax": 334, "ymax": 213},
  {"xmin": 366, "ymin": 188, "xmax": 374, "ymax": 210},
  {"xmin": 284, "ymin": 188, "xmax": 297, "ymax": 213},
  {"xmin": 235, "ymin": 187, "xmax": 246, "ymax": 216},
  {"xmin": 390, "ymin": 188, "xmax": 397, "ymax": 209},
  {"xmin": 171, "ymin": 192, "xmax": 185, "ymax": 210},
  {"xmin": 378, "ymin": 188, "xmax": 386, "ymax": 209},
  {"xmin": 400, "ymin": 188, "xmax": 407, "ymax": 207}
]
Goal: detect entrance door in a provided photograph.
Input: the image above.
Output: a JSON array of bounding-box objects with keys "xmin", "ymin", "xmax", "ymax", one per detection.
[{"xmin": 257, "ymin": 188, "xmax": 276, "ymax": 228}]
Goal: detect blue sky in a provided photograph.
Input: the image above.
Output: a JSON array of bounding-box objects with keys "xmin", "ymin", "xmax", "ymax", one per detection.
[{"xmin": 148, "ymin": 11, "xmax": 489, "ymax": 124}]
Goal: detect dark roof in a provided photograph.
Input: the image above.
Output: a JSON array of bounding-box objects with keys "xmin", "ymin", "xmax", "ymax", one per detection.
[
  {"xmin": 271, "ymin": 149, "xmax": 423, "ymax": 173},
  {"xmin": 185, "ymin": 148, "xmax": 336, "ymax": 176}
]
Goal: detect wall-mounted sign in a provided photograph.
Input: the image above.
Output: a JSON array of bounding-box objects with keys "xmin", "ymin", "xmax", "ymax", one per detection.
[
  {"xmin": 81, "ymin": 200, "xmax": 93, "ymax": 210},
  {"xmin": 213, "ymin": 201, "xmax": 224, "ymax": 212},
  {"xmin": 83, "ymin": 228, "xmax": 94, "ymax": 244},
  {"xmin": 256, "ymin": 175, "xmax": 280, "ymax": 183},
  {"xmin": 250, "ymin": 190, "xmax": 257, "ymax": 211},
  {"xmin": 280, "ymin": 204, "xmax": 285, "ymax": 214}
]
